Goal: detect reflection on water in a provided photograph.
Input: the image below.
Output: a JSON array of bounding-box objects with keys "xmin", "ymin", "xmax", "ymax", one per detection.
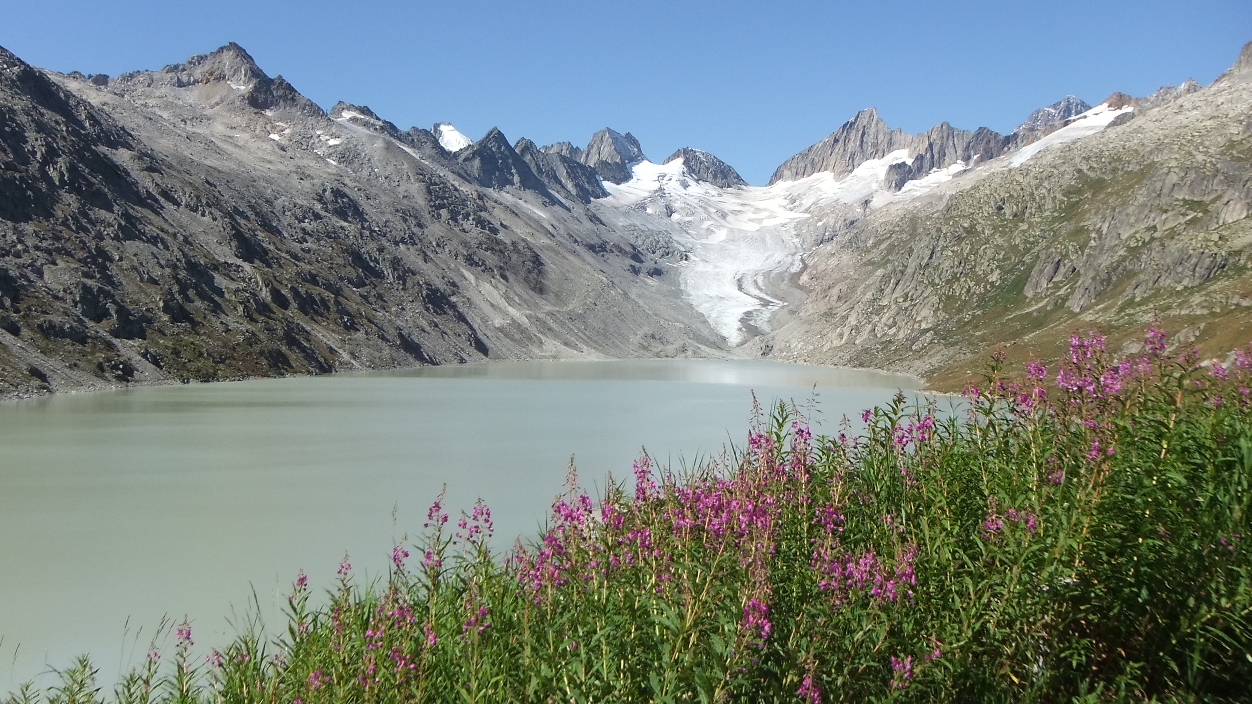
[{"xmin": 0, "ymin": 360, "xmax": 916, "ymax": 689}]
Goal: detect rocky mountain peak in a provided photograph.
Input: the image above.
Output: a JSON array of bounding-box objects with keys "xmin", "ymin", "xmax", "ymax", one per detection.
[
  {"xmin": 162, "ymin": 42, "xmax": 268, "ymax": 89},
  {"xmin": 514, "ymin": 138, "xmax": 607, "ymax": 203},
  {"xmin": 330, "ymin": 102, "xmax": 382, "ymax": 121},
  {"xmin": 542, "ymin": 141, "xmax": 583, "ymax": 161},
  {"xmin": 664, "ymin": 148, "xmax": 747, "ymax": 188},
  {"xmin": 1014, "ymin": 95, "xmax": 1092, "ymax": 134},
  {"xmin": 767, "ymin": 107, "xmax": 903, "ymax": 185},
  {"xmin": 580, "ymin": 128, "xmax": 646, "ymax": 184},
  {"xmin": 1214, "ymin": 40, "xmax": 1252, "ymax": 85},
  {"xmin": 456, "ymin": 127, "xmax": 554, "ymax": 198}
]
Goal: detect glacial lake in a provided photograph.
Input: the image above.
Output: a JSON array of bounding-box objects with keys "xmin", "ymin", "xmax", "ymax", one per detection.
[{"xmin": 0, "ymin": 359, "xmax": 918, "ymax": 689}]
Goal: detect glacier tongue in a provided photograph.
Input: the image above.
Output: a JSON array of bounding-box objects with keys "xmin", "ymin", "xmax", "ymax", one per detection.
[
  {"xmin": 600, "ymin": 159, "xmax": 806, "ymax": 346},
  {"xmin": 596, "ymin": 153, "xmax": 969, "ymax": 347}
]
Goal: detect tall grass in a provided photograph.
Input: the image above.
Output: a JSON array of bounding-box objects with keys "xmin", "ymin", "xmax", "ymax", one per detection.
[{"xmin": 8, "ymin": 329, "xmax": 1251, "ymax": 702}]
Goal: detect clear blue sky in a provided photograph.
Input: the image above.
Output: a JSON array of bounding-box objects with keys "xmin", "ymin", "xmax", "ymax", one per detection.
[{"xmin": 4, "ymin": 0, "xmax": 1250, "ymax": 184}]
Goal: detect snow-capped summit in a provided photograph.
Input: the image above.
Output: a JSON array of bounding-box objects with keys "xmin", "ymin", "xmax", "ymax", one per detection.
[{"xmin": 434, "ymin": 123, "xmax": 473, "ymax": 152}]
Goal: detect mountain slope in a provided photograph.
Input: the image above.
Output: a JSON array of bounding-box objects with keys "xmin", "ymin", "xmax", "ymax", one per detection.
[
  {"xmin": 0, "ymin": 43, "xmax": 721, "ymax": 397},
  {"xmin": 755, "ymin": 42, "xmax": 1252, "ymax": 387}
]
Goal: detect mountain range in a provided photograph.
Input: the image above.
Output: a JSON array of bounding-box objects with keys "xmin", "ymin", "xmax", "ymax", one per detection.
[{"xmin": 0, "ymin": 38, "xmax": 1248, "ymax": 396}]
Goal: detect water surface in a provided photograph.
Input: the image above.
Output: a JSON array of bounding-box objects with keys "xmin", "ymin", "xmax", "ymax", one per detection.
[{"xmin": 0, "ymin": 359, "xmax": 916, "ymax": 688}]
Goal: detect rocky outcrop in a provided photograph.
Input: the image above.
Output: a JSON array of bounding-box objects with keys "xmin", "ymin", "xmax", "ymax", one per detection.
[
  {"xmin": 514, "ymin": 138, "xmax": 607, "ymax": 203},
  {"xmin": 457, "ymin": 127, "xmax": 554, "ymax": 197},
  {"xmin": 664, "ymin": 148, "xmax": 746, "ymax": 188},
  {"xmin": 770, "ymin": 108, "xmax": 1011, "ymax": 189},
  {"xmin": 580, "ymin": 128, "xmax": 646, "ymax": 184},
  {"xmin": 1014, "ymin": 95, "xmax": 1091, "ymax": 133},
  {"xmin": 542, "ymin": 141, "xmax": 583, "ymax": 161}
]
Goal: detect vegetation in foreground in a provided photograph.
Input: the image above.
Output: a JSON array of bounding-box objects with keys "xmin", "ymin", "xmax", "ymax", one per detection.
[{"xmin": 8, "ymin": 329, "xmax": 1252, "ymax": 703}]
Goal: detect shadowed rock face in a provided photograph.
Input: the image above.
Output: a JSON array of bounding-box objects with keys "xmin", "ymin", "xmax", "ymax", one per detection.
[
  {"xmin": 664, "ymin": 148, "xmax": 747, "ymax": 188},
  {"xmin": 580, "ymin": 128, "xmax": 646, "ymax": 184},
  {"xmin": 0, "ymin": 42, "xmax": 723, "ymax": 397},
  {"xmin": 457, "ymin": 127, "xmax": 554, "ymax": 197},
  {"xmin": 514, "ymin": 139, "xmax": 607, "ymax": 203}
]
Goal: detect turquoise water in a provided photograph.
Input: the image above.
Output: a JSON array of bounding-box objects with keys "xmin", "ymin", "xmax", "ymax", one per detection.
[{"xmin": 0, "ymin": 359, "xmax": 917, "ymax": 688}]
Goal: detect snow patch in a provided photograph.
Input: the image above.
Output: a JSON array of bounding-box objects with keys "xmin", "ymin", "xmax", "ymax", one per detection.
[
  {"xmin": 1011, "ymin": 103, "xmax": 1133, "ymax": 167},
  {"xmin": 436, "ymin": 123, "xmax": 473, "ymax": 152}
]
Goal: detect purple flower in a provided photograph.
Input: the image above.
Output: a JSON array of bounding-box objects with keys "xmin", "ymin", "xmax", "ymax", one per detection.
[
  {"xmin": 740, "ymin": 596, "xmax": 772, "ymax": 645},
  {"xmin": 890, "ymin": 655, "xmax": 913, "ymax": 689},
  {"xmin": 798, "ymin": 672, "xmax": 821, "ymax": 703}
]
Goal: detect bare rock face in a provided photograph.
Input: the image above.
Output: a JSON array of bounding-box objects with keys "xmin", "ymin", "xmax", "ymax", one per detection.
[
  {"xmin": 580, "ymin": 128, "xmax": 646, "ymax": 184},
  {"xmin": 514, "ymin": 138, "xmax": 607, "ymax": 203},
  {"xmin": 663, "ymin": 148, "xmax": 746, "ymax": 188},
  {"xmin": 768, "ymin": 108, "xmax": 901, "ymax": 184},
  {"xmin": 770, "ymin": 108, "xmax": 1012, "ymax": 190},
  {"xmin": 456, "ymin": 127, "xmax": 553, "ymax": 197},
  {"xmin": 1014, "ymin": 95, "xmax": 1092, "ymax": 133},
  {"xmin": 541, "ymin": 141, "xmax": 583, "ymax": 161}
]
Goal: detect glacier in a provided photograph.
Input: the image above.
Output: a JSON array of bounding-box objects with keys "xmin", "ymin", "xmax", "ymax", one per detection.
[{"xmin": 596, "ymin": 152, "xmax": 982, "ymax": 347}]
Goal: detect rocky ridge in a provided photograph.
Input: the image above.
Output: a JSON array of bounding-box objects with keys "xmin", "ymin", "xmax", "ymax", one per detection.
[
  {"xmin": 2, "ymin": 37, "xmax": 1249, "ymax": 396},
  {"xmin": 0, "ymin": 42, "xmax": 723, "ymax": 397},
  {"xmin": 753, "ymin": 40, "xmax": 1252, "ymax": 386},
  {"xmin": 663, "ymin": 148, "xmax": 746, "ymax": 188}
]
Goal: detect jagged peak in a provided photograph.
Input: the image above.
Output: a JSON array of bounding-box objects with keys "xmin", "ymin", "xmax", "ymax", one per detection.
[
  {"xmin": 1015, "ymin": 95, "xmax": 1092, "ymax": 134},
  {"xmin": 663, "ymin": 147, "xmax": 747, "ymax": 188},
  {"xmin": 1214, "ymin": 40, "xmax": 1252, "ymax": 85},
  {"xmin": 1101, "ymin": 92, "xmax": 1136, "ymax": 110},
  {"xmin": 474, "ymin": 126, "xmax": 511, "ymax": 149},
  {"xmin": 580, "ymin": 128, "xmax": 646, "ymax": 184},
  {"xmin": 164, "ymin": 42, "xmax": 269, "ymax": 88},
  {"xmin": 331, "ymin": 102, "xmax": 382, "ymax": 121}
]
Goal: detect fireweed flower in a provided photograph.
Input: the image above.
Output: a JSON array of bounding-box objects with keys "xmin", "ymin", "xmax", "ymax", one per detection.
[
  {"xmin": 740, "ymin": 596, "xmax": 772, "ymax": 646},
  {"xmin": 337, "ymin": 556, "xmax": 352, "ymax": 576},
  {"xmin": 392, "ymin": 544, "xmax": 409, "ymax": 567},
  {"xmin": 797, "ymin": 672, "xmax": 821, "ymax": 704},
  {"xmin": 175, "ymin": 621, "xmax": 193, "ymax": 646},
  {"xmin": 890, "ymin": 655, "xmax": 913, "ymax": 689}
]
